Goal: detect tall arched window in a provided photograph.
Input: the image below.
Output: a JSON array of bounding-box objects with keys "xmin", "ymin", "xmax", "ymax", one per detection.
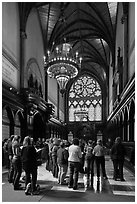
[{"xmin": 69, "ymin": 75, "xmax": 102, "ymax": 121}]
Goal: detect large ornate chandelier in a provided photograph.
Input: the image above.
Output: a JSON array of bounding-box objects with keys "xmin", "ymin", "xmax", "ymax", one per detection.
[{"xmin": 44, "ymin": 41, "xmax": 82, "ymax": 96}]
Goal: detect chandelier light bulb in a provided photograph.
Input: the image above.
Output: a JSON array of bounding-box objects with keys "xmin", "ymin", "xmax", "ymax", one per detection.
[
  {"xmin": 56, "ymin": 47, "xmax": 59, "ymax": 53},
  {"xmin": 47, "ymin": 50, "xmax": 50, "ymax": 56},
  {"xmin": 76, "ymin": 51, "xmax": 78, "ymax": 57}
]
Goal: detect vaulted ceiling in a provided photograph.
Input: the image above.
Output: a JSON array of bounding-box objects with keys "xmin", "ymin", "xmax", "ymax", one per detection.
[{"xmin": 19, "ymin": 2, "xmax": 118, "ymax": 86}]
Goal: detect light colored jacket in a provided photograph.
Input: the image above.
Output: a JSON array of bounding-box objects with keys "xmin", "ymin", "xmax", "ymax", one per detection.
[
  {"xmin": 12, "ymin": 141, "xmax": 21, "ymax": 159},
  {"xmin": 93, "ymin": 144, "xmax": 105, "ymax": 157},
  {"xmin": 68, "ymin": 144, "xmax": 82, "ymax": 162}
]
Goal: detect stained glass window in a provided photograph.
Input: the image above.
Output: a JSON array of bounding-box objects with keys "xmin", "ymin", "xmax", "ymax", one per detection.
[{"xmin": 69, "ymin": 75, "xmax": 102, "ymax": 121}]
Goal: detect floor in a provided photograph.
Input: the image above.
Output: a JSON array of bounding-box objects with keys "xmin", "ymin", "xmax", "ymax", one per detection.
[{"xmin": 2, "ymin": 155, "xmax": 135, "ymax": 202}]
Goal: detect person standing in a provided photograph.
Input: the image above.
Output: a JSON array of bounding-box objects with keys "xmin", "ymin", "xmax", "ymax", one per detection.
[
  {"xmin": 93, "ymin": 139, "xmax": 107, "ymax": 180},
  {"xmin": 41, "ymin": 140, "xmax": 49, "ymax": 165},
  {"xmin": 7, "ymin": 135, "xmax": 14, "ymax": 183},
  {"xmin": 110, "ymin": 137, "xmax": 125, "ymax": 181},
  {"xmin": 68, "ymin": 138, "xmax": 82, "ymax": 190},
  {"xmin": 57, "ymin": 142, "xmax": 69, "ymax": 185},
  {"xmin": 12, "ymin": 135, "xmax": 22, "ymax": 190},
  {"xmin": 84, "ymin": 140, "xmax": 95, "ymax": 188},
  {"xmin": 79, "ymin": 139, "xmax": 85, "ymax": 174},
  {"xmin": 21, "ymin": 136, "xmax": 38, "ymax": 195},
  {"xmin": 3, "ymin": 139, "xmax": 9, "ymax": 168},
  {"xmin": 51, "ymin": 139, "xmax": 59, "ymax": 178}
]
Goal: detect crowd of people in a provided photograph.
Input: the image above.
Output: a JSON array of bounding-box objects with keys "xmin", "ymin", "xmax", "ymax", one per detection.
[{"xmin": 2, "ymin": 135, "xmax": 126, "ymax": 195}]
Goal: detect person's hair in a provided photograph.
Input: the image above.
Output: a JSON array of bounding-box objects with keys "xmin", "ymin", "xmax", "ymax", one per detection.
[
  {"xmin": 13, "ymin": 135, "xmax": 21, "ymax": 142},
  {"xmin": 60, "ymin": 142, "xmax": 65, "ymax": 148},
  {"xmin": 53, "ymin": 139, "xmax": 60, "ymax": 146},
  {"xmin": 73, "ymin": 138, "xmax": 79, "ymax": 145},
  {"xmin": 64, "ymin": 140, "xmax": 70, "ymax": 147},
  {"xmin": 10, "ymin": 135, "xmax": 14, "ymax": 141},
  {"xmin": 115, "ymin": 137, "xmax": 121, "ymax": 144},
  {"xmin": 23, "ymin": 136, "xmax": 31, "ymax": 146}
]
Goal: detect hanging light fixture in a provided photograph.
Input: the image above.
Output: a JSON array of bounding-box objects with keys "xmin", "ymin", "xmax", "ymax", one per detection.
[{"xmin": 44, "ymin": 8, "xmax": 82, "ymax": 96}]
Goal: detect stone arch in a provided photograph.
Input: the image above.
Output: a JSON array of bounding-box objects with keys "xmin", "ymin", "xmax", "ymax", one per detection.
[
  {"xmin": 123, "ymin": 106, "xmax": 129, "ymax": 141},
  {"xmin": 33, "ymin": 112, "xmax": 46, "ymax": 142},
  {"xmin": 119, "ymin": 111, "xmax": 124, "ymax": 141},
  {"xmin": 14, "ymin": 110, "xmax": 25, "ymax": 141},
  {"xmin": 26, "ymin": 58, "xmax": 44, "ymax": 97},
  {"xmin": 2, "ymin": 106, "xmax": 14, "ymax": 139},
  {"xmin": 129, "ymin": 99, "xmax": 135, "ymax": 142}
]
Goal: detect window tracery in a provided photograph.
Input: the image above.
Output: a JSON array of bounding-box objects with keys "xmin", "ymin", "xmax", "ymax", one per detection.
[{"xmin": 69, "ymin": 75, "xmax": 102, "ymax": 121}]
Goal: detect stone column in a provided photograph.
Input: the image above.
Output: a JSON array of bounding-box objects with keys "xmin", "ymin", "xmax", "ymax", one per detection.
[{"xmin": 20, "ymin": 30, "xmax": 27, "ymax": 89}]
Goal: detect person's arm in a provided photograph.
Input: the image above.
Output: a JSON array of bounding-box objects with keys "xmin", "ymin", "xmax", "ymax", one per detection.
[
  {"xmin": 78, "ymin": 147, "xmax": 82, "ymax": 159},
  {"xmin": 63, "ymin": 149, "xmax": 69, "ymax": 161},
  {"xmin": 92, "ymin": 146, "xmax": 96, "ymax": 155}
]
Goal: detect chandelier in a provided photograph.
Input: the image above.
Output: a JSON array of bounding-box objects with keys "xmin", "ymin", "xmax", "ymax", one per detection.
[{"xmin": 44, "ymin": 41, "xmax": 82, "ymax": 96}]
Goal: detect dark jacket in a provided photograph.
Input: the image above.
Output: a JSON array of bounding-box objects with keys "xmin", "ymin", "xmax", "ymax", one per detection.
[
  {"xmin": 21, "ymin": 145, "xmax": 37, "ymax": 170},
  {"xmin": 110, "ymin": 143, "xmax": 125, "ymax": 160},
  {"xmin": 41, "ymin": 143, "xmax": 49, "ymax": 161},
  {"xmin": 7, "ymin": 141, "xmax": 13, "ymax": 157},
  {"xmin": 57, "ymin": 147, "xmax": 69, "ymax": 165}
]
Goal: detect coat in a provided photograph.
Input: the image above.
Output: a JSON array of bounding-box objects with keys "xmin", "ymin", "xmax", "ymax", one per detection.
[{"xmin": 110, "ymin": 143, "xmax": 125, "ymax": 161}]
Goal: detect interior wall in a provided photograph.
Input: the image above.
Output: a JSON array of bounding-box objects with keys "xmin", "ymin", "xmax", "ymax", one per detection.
[
  {"xmin": 24, "ymin": 8, "xmax": 45, "ymax": 94},
  {"xmin": 128, "ymin": 3, "xmax": 135, "ymax": 79},
  {"xmin": 2, "ymin": 2, "xmax": 20, "ymax": 89},
  {"xmin": 115, "ymin": 3, "xmax": 124, "ymax": 67},
  {"xmin": 2, "ymin": 2, "xmax": 20, "ymax": 64}
]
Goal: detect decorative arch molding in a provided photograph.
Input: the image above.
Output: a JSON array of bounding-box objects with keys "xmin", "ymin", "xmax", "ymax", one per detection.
[
  {"xmin": 33, "ymin": 111, "xmax": 46, "ymax": 141},
  {"xmin": 67, "ymin": 74, "xmax": 103, "ymax": 122},
  {"xmin": 129, "ymin": 99, "xmax": 135, "ymax": 142},
  {"xmin": 2, "ymin": 105, "xmax": 14, "ymax": 139},
  {"xmin": 123, "ymin": 105, "xmax": 129, "ymax": 121},
  {"xmin": 67, "ymin": 70, "xmax": 107, "ymax": 95},
  {"xmin": 27, "ymin": 58, "xmax": 44, "ymax": 82},
  {"xmin": 129, "ymin": 98, "xmax": 135, "ymax": 113},
  {"xmin": 2, "ymin": 105, "xmax": 14, "ymax": 124},
  {"xmin": 123, "ymin": 106, "xmax": 128, "ymax": 141},
  {"xmin": 26, "ymin": 58, "xmax": 44, "ymax": 96},
  {"xmin": 14, "ymin": 110, "xmax": 25, "ymax": 125}
]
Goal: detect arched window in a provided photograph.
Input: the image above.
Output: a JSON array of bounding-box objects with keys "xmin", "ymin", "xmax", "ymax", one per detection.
[{"xmin": 69, "ymin": 75, "xmax": 102, "ymax": 121}]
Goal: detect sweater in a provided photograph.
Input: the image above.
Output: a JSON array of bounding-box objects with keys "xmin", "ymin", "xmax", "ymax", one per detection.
[{"xmin": 68, "ymin": 144, "xmax": 82, "ymax": 162}]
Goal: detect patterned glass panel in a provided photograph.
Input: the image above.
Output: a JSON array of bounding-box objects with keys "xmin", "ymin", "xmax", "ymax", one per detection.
[{"xmin": 69, "ymin": 75, "xmax": 102, "ymax": 121}]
